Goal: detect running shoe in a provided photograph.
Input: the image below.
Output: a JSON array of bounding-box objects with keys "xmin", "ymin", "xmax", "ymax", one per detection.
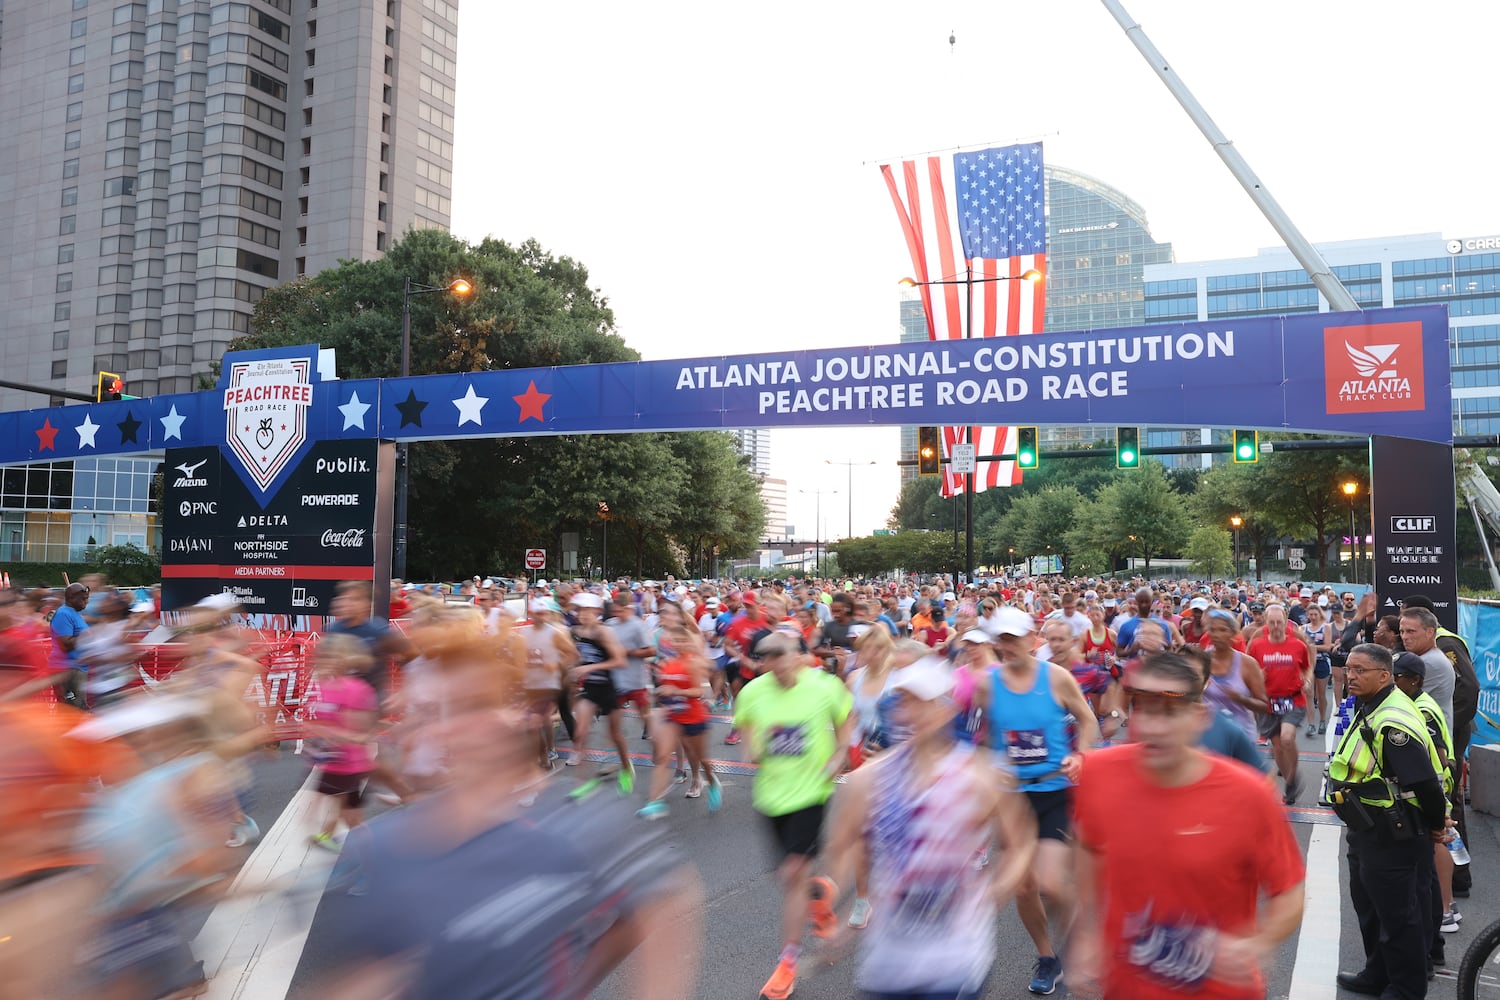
[
  {"xmin": 568, "ymin": 776, "xmax": 605, "ymax": 800},
  {"xmin": 674, "ymin": 768, "xmax": 688, "ymax": 784},
  {"xmin": 1441, "ymin": 912, "xmax": 1460, "ymax": 933},
  {"xmin": 758, "ymin": 958, "xmax": 796, "ymax": 1000},
  {"xmin": 808, "ymin": 876, "xmax": 839, "ymax": 939},
  {"xmin": 1451, "ymin": 904, "xmax": 1463, "ymax": 923},
  {"xmin": 226, "ymin": 816, "xmax": 260, "ymax": 848},
  {"xmin": 725, "ymin": 730, "xmax": 741, "ymax": 745},
  {"xmin": 1318, "ymin": 721, "xmax": 1328, "ymax": 735},
  {"xmin": 565, "ymin": 751, "xmax": 582, "ymax": 766},
  {"xmin": 1306, "ymin": 723, "xmax": 1318, "ymax": 737},
  {"xmin": 374, "ymin": 792, "xmax": 403, "ymax": 807},
  {"xmin": 617, "ymin": 761, "xmax": 636, "ymax": 795},
  {"xmin": 637, "ymin": 800, "xmax": 668, "ymax": 821},
  {"xmin": 1029, "ymin": 955, "xmax": 1062, "ymax": 994},
  {"xmin": 1283, "ymin": 772, "xmax": 1300, "ymax": 806},
  {"xmin": 847, "ymin": 896, "xmax": 872, "ymax": 929},
  {"xmin": 684, "ymin": 784, "xmax": 702, "ymax": 799},
  {"xmin": 707, "ymin": 779, "xmax": 722, "ymax": 812},
  {"xmin": 308, "ymin": 832, "xmax": 341, "ymax": 853}
]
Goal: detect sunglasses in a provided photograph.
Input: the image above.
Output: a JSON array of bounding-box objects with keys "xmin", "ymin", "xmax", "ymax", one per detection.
[{"xmin": 1123, "ymin": 684, "xmax": 1201, "ymax": 717}]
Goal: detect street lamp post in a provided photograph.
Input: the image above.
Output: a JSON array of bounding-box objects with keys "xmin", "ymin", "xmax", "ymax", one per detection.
[
  {"xmin": 1230, "ymin": 515, "xmax": 1243, "ymax": 579},
  {"xmin": 900, "ymin": 268, "xmax": 1043, "ymax": 585},
  {"xmin": 394, "ymin": 276, "xmax": 473, "ymax": 582},
  {"xmin": 825, "ymin": 459, "xmax": 877, "ymax": 539},
  {"xmin": 1342, "ymin": 481, "xmax": 1359, "ymax": 584},
  {"xmin": 598, "ymin": 501, "xmax": 610, "ymax": 581},
  {"xmin": 799, "ymin": 488, "xmax": 837, "ymax": 577}
]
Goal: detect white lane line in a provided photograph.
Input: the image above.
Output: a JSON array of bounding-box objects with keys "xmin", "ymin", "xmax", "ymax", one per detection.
[
  {"xmin": 195, "ymin": 771, "xmax": 337, "ymax": 1000},
  {"xmin": 1287, "ymin": 824, "xmax": 1343, "ymax": 1000}
]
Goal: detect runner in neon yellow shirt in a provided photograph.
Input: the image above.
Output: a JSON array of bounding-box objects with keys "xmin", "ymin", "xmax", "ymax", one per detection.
[{"xmin": 734, "ymin": 631, "xmax": 853, "ymax": 1000}]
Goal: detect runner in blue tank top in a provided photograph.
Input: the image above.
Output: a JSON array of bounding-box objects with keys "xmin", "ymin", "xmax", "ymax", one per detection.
[{"xmin": 978, "ymin": 605, "xmax": 1100, "ymax": 996}]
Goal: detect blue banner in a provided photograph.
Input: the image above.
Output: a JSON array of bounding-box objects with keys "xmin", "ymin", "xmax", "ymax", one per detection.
[
  {"xmin": 0, "ymin": 305, "xmax": 1454, "ymax": 474},
  {"xmin": 1461, "ymin": 599, "xmax": 1500, "ymax": 748}
]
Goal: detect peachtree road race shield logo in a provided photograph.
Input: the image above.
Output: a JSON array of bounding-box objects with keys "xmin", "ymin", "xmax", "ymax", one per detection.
[
  {"xmin": 224, "ymin": 357, "xmax": 313, "ymax": 491},
  {"xmin": 1323, "ymin": 321, "xmax": 1425, "ymax": 415}
]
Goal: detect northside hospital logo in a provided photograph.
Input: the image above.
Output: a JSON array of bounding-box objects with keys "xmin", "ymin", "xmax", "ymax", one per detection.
[{"xmin": 1322, "ymin": 321, "xmax": 1425, "ymax": 415}]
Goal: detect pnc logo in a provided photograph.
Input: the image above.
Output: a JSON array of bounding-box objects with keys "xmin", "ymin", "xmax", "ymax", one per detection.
[
  {"xmin": 179, "ymin": 500, "xmax": 217, "ymax": 517},
  {"xmin": 1323, "ymin": 321, "xmax": 1425, "ymax": 415}
]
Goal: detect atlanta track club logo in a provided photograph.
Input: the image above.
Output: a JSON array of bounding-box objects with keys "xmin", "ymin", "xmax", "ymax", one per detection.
[
  {"xmin": 1322, "ymin": 321, "xmax": 1425, "ymax": 415},
  {"xmin": 223, "ymin": 356, "xmax": 313, "ymax": 491}
]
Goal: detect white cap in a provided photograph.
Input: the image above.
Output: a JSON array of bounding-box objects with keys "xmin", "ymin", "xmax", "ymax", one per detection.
[
  {"xmin": 529, "ymin": 597, "xmax": 561, "ymax": 614},
  {"xmin": 1317, "ymin": 594, "xmax": 1329, "ymax": 607},
  {"xmin": 1300, "ymin": 587, "xmax": 1313, "ymax": 597},
  {"xmin": 536, "ymin": 579, "xmax": 548, "ymax": 587},
  {"xmin": 194, "ymin": 592, "xmax": 239, "ymax": 613},
  {"xmin": 705, "ymin": 597, "xmax": 720, "ymax": 608},
  {"xmin": 1189, "ymin": 597, "xmax": 1210, "ymax": 610},
  {"xmin": 481, "ymin": 578, "xmax": 494, "ymax": 589},
  {"xmin": 674, "ymin": 585, "xmax": 688, "ymax": 597},
  {"xmin": 890, "ymin": 655, "xmax": 956, "ymax": 701},
  {"xmin": 942, "ymin": 591, "xmax": 957, "ymax": 602},
  {"xmin": 129, "ymin": 600, "xmax": 154, "ymax": 613},
  {"xmin": 959, "ymin": 628, "xmax": 991, "ymax": 644},
  {"xmin": 983, "ymin": 605, "xmax": 1035, "ymax": 637},
  {"xmin": 571, "ymin": 593, "xmax": 604, "ymax": 610}
]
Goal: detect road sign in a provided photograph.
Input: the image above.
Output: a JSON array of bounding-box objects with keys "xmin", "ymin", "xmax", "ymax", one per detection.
[
  {"xmin": 1288, "ymin": 547, "xmax": 1305, "ymax": 559},
  {"xmin": 1288, "ymin": 557, "xmax": 1306, "ymax": 571},
  {"xmin": 525, "ymin": 548, "xmax": 546, "ymax": 570},
  {"xmin": 950, "ymin": 443, "xmax": 976, "ymax": 475},
  {"xmin": 873, "ymin": 529, "xmax": 895, "ymax": 536}
]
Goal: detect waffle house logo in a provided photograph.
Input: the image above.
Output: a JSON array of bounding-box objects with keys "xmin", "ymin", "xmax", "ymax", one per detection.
[{"xmin": 1323, "ymin": 321, "xmax": 1425, "ymax": 415}]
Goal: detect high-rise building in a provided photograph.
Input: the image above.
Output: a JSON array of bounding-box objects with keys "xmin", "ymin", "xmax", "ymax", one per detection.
[
  {"xmin": 0, "ymin": 0, "xmax": 457, "ymax": 407},
  {"xmin": 898, "ymin": 165, "xmax": 1175, "ymax": 476},
  {"xmin": 0, "ymin": 0, "xmax": 458, "ymax": 563},
  {"xmin": 1145, "ymin": 231, "xmax": 1500, "ymax": 437},
  {"xmin": 731, "ymin": 427, "xmax": 771, "ymax": 477}
]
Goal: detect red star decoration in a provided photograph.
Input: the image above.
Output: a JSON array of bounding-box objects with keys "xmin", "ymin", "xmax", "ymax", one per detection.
[
  {"xmin": 513, "ymin": 380, "xmax": 551, "ymax": 423},
  {"xmin": 35, "ymin": 419, "xmax": 59, "ymax": 452}
]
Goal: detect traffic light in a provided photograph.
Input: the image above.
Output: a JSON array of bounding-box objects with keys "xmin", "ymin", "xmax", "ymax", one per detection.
[
  {"xmin": 1232, "ymin": 428, "xmax": 1259, "ymax": 464},
  {"xmin": 1016, "ymin": 426, "xmax": 1039, "ymax": 471},
  {"xmin": 917, "ymin": 426, "xmax": 941, "ymax": 476},
  {"xmin": 1116, "ymin": 426, "xmax": 1140, "ymax": 469},
  {"xmin": 97, "ymin": 371, "xmax": 123, "ymax": 402}
]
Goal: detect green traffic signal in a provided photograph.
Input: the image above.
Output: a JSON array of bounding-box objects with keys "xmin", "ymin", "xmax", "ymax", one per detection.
[
  {"xmin": 1017, "ymin": 426, "xmax": 1039, "ymax": 471},
  {"xmin": 1232, "ymin": 429, "xmax": 1259, "ymax": 464},
  {"xmin": 1116, "ymin": 427, "xmax": 1140, "ymax": 469}
]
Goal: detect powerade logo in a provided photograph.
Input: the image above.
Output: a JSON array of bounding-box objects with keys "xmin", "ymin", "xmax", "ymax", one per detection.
[
  {"xmin": 1323, "ymin": 321, "xmax": 1425, "ymax": 415},
  {"xmin": 1391, "ymin": 516, "xmax": 1436, "ymax": 533}
]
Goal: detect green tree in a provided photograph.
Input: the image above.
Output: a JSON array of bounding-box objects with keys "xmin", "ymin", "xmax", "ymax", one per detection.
[
  {"xmin": 91, "ymin": 543, "xmax": 160, "ymax": 585},
  {"xmin": 1090, "ymin": 461, "xmax": 1191, "ymax": 574},
  {"xmin": 1192, "ymin": 462, "xmax": 1275, "ymax": 573},
  {"xmin": 1254, "ymin": 436, "xmax": 1367, "ymax": 576},
  {"xmin": 237, "ymin": 229, "xmax": 754, "ymax": 579},
  {"xmin": 1184, "ymin": 525, "xmax": 1233, "ymax": 579}
]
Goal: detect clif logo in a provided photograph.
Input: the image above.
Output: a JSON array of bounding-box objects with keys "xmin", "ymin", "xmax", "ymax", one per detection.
[{"xmin": 1323, "ymin": 321, "xmax": 1425, "ymax": 415}]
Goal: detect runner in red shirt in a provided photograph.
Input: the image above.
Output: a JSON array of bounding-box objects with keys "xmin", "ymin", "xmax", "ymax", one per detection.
[
  {"xmin": 1245, "ymin": 604, "xmax": 1314, "ymax": 805},
  {"xmin": 1073, "ymin": 651, "xmax": 1305, "ymax": 999}
]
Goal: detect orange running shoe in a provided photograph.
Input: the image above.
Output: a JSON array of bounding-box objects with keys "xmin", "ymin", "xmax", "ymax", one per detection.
[
  {"xmin": 808, "ymin": 876, "xmax": 838, "ymax": 939},
  {"xmin": 759, "ymin": 958, "xmax": 797, "ymax": 1000}
]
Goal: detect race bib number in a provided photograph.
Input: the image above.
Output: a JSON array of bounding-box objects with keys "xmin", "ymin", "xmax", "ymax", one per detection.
[
  {"xmin": 767, "ymin": 724, "xmax": 807, "ymax": 757},
  {"xmin": 893, "ymin": 878, "xmax": 960, "ymax": 935},
  {"xmin": 1005, "ymin": 728, "xmax": 1049, "ymax": 765},
  {"xmin": 1270, "ymin": 697, "xmax": 1296, "ymax": 715},
  {"xmin": 1127, "ymin": 918, "xmax": 1216, "ymax": 989}
]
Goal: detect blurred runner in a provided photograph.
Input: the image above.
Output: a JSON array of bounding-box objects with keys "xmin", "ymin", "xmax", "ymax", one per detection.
[
  {"xmin": 565, "ymin": 593, "xmax": 634, "ymax": 792},
  {"xmin": 305, "ymin": 634, "xmax": 380, "ymax": 852},
  {"xmin": 638, "ymin": 616, "xmax": 721, "ymax": 818},
  {"xmin": 519, "ymin": 598, "xmax": 575, "ymax": 770}
]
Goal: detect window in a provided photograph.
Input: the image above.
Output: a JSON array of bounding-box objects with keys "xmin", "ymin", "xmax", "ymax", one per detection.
[
  {"xmin": 417, "ymin": 158, "xmax": 451, "ymax": 187},
  {"xmin": 423, "ymin": 0, "xmax": 458, "ymax": 22},
  {"xmin": 301, "ymin": 136, "xmax": 310, "ymax": 156},
  {"xmin": 418, "ymin": 73, "xmax": 455, "ymax": 104},
  {"xmin": 297, "ymin": 226, "xmax": 307, "ymax": 245},
  {"xmin": 305, "ymin": 77, "xmax": 315, "ymax": 97},
  {"xmin": 59, "ymin": 215, "xmax": 77, "ymax": 235},
  {"xmin": 54, "ymin": 332, "xmax": 70, "ymax": 351},
  {"xmin": 379, "ymin": 142, "xmax": 389, "ymax": 163},
  {"xmin": 421, "ymin": 18, "xmax": 456, "ymax": 48},
  {"xmin": 383, "ymin": 55, "xmax": 392, "ymax": 76},
  {"xmin": 420, "ymin": 46, "xmax": 455, "ymax": 77},
  {"xmin": 64, "ymin": 130, "xmax": 82, "ymax": 150},
  {"xmin": 69, "ymin": 74, "xmax": 86, "ymax": 94},
  {"xmin": 51, "ymin": 361, "xmax": 68, "ymax": 379},
  {"xmin": 378, "ymin": 172, "xmax": 387, "ymax": 192},
  {"xmin": 298, "ymin": 196, "xmax": 307, "ymax": 215},
  {"xmin": 55, "ymin": 303, "xmax": 72, "ymax": 322},
  {"xmin": 417, "ymin": 129, "xmax": 452, "ymax": 159},
  {"xmin": 71, "ymin": 46, "xmax": 88, "ymax": 66},
  {"xmin": 73, "ymin": 17, "xmax": 89, "ymax": 37},
  {"xmin": 63, "ymin": 158, "xmax": 81, "ymax": 178},
  {"xmin": 112, "ymin": 31, "xmax": 145, "ymax": 53},
  {"xmin": 61, "ymin": 187, "xmax": 79, "ymax": 207},
  {"xmin": 376, "ymin": 231, "xmax": 387, "ymax": 251},
  {"xmin": 377, "ymin": 202, "xmax": 387, "ymax": 222},
  {"xmin": 306, "ymin": 19, "xmax": 316, "ymax": 37},
  {"xmin": 303, "ymin": 107, "xmax": 312, "ymax": 127},
  {"xmin": 59, "ymin": 244, "xmax": 75, "ymax": 265},
  {"xmin": 67, "ymin": 101, "xmax": 84, "ymax": 122},
  {"xmin": 418, "ymin": 101, "xmax": 453, "ymax": 132},
  {"xmin": 56, "ymin": 273, "xmax": 74, "ymax": 293},
  {"xmin": 300, "ymin": 166, "xmax": 309, "ymax": 185}
]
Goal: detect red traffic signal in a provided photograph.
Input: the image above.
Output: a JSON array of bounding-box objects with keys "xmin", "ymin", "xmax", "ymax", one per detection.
[{"xmin": 97, "ymin": 371, "xmax": 123, "ymax": 402}]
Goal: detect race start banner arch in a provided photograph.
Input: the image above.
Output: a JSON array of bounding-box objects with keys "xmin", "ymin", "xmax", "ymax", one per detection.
[{"xmin": 0, "ymin": 304, "xmax": 1456, "ymax": 622}]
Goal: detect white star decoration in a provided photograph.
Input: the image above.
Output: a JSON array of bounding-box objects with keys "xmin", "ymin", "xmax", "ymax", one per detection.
[
  {"xmin": 160, "ymin": 404, "xmax": 185, "ymax": 441},
  {"xmin": 75, "ymin": 414, "xmax": 99, "ymax": 448},
  {"xmin": 339, "ymin": 390, "xmax": 371, "ymax": 431},
  {"xmin": 452, "ymin": 384, "xmax": 488, "ymax": 427}
]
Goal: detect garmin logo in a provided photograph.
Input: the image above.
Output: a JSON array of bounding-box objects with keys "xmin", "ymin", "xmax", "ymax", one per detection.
[
  {"xmin": 302, "ymin": 494, "xmax": 361, "ymax": 506},
  {"xmin": 315, "ymin": 457, "xmax": 370, "ymax": 475},
  {"xmin": 1391, "ymin": 515, "xmax": 1436, "ymax": 533}
]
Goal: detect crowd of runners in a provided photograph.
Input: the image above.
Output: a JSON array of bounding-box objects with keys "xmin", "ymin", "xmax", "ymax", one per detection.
[{"xmin": 0, "ymin": 569, "xmax": 1479, "ymax": 999}]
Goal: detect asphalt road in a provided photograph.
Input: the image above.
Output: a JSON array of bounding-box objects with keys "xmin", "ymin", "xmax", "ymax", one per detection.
[{"xmin": 212, "ymin": 713, "xmax": 1500, "ymax": 1000}]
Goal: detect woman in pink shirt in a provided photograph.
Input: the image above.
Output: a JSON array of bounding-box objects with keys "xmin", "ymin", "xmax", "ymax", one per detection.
[{"xmin": 306, "ymin": 634, "xmax": 379, "ymax": 851}]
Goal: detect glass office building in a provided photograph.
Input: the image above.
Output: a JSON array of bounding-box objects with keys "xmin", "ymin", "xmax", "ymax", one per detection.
[{"xmin": 1144, "ymin": 232, "xmax": 1500, "ymax": 436}]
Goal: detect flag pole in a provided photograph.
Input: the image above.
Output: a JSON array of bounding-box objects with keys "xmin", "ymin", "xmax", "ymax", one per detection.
[{"xmin": 965, "ymin": 262, "xmax": 975, "ymax": 587}]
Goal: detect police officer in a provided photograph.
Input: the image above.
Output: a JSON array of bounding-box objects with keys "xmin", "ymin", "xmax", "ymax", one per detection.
[{"xmin": 1329, "ymin": 643, "xmax": 1449, "ymax": 999}]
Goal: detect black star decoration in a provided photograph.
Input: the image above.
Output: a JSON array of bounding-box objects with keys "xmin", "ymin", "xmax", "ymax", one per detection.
[
  {"xmin": 395, "ymin": 390, "xmax": 428, "ymax": 428},
  {"xmin": 116, "ymin": 410, "xmax": 141, "ymax": 444}
]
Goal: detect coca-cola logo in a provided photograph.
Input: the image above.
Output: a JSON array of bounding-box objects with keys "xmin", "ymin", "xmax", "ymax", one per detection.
[{"xmin": 321, "ymin": 528, "xmax": 367, "ymax": 548}]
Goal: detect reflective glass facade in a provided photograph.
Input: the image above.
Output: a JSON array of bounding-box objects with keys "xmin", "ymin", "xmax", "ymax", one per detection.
[{"xmin": 0, "ymin": 457, "xmax": 159, "ymax": 562}]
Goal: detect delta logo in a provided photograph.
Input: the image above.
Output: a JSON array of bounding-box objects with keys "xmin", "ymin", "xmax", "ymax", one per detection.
[{"xmin": 1323, "ymin": 321, "xmax": 1425, "ymax": 415}]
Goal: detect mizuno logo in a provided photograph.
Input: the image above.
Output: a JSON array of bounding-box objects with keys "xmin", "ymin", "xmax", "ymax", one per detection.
[{"xmin": 176, "ymin": 459, "xmax": 207, "ymax": 478}]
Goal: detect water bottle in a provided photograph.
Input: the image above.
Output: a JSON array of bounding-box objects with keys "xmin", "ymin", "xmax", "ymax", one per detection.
[{"xmin": 1449, "ymin": 833, "xmax": 1472, "ymax": 866}]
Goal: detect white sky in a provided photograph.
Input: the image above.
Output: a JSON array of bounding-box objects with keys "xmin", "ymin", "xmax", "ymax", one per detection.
[{"xmin": 450, "ymin": 0, "xmax": 1500, "ymax": 543}]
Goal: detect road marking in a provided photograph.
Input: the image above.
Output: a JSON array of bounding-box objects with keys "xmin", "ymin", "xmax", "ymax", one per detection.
[
  {"xmin": 1288, "ymin": 824, "xmax": 1343, "ymax": 999},
  {"xmin": 195, "ymin": 771, "xmax": 337, "ymax": 1000}
]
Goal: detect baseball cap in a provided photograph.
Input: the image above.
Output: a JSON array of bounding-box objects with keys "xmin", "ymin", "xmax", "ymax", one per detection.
[
  {"xmin": 1392, "ymin": 652, "xmax": 1425, "ymax": 678},
  {"xmin": 129, "ymin": 600, "xmax": 154, "ymax": 613},
  {"xmin": 1317, "ymin": 595, "xmax": 1329, "ymax": 607},
  {"xmin": 942, "ymin": 591, "xmax": 957, "ymax": 602},
  {"xmin": 1103, "ymin": 598, "xmax": 1118, "ymax": 608},
  {"xmin": 1189, "ymin": 597, "xmax": 1209, "ymax": 610},
  {"xmin": 959, "ymin": 628, "xmax": 991, "ymax": 644},
  {"xmin": 1300, "ymin": 587, "xmax": 1313, "ymax": 597},
  {"xmin": 984, "ymin": 605, "xmax": 1035, "ymax": 638},
  {"xmin": 890, "ymin": 655, "xmax": 956, "ymax": 701},
  {"xmin": 705, "ymin": 598, "xmax": 720, "ymax": 608},
  {"xmin": 528, "ymin": 597, "xmax": 561, "ymax": 614},
  {"xmin": 741, "ymin": 591, "xmax": 758, "ymax": 604},
  {"xmin": 570, "ymin": 593, "xmax": 604, "ymax": 610}
]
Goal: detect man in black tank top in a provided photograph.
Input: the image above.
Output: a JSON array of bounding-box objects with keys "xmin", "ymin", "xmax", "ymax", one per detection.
[{"xmin": 565, "ymin": 593, "xmax": 633, "ymax": 792}]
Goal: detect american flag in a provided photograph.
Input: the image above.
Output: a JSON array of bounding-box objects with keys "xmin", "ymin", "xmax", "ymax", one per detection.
[{"xmin": 880, "ymin": 142, "xmax": 1047, "ymax": 495}]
